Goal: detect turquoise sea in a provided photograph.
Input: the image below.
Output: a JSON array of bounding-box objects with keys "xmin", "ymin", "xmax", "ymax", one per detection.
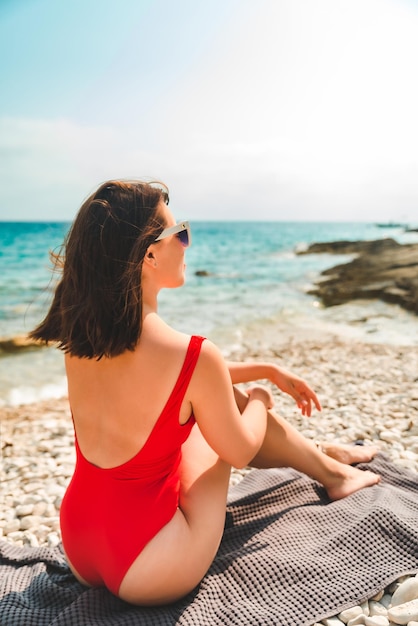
[{"xmin": 1, "ymin": 220, "xmax": 418, "ymax": 406}]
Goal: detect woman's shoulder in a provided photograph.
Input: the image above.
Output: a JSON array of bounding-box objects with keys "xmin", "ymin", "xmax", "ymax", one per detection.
[
  {"xmin": 189, "ymin": 336, "xmax": 228, "ymax": 378},
  {"xmin": 154, "ymin": 332, "xmax": 218, "ymax": 362},
  {"xmin": 141, "ymin": 315, "xmax": 214, "ymax": 353},
  {"xmin": 142, "ymin": 323, "xmax": 223, "ymax": 372}
]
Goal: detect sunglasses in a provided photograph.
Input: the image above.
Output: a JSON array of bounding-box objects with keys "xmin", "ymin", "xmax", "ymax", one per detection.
[{"xmin": 155, "ymin": 221, "xmax": 191, "ymax": 248}]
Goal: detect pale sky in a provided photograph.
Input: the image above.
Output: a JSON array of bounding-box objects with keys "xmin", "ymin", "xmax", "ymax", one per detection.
[{"xmin": 1, "ymin": 0, "xmax": 418, "ymax": 221}]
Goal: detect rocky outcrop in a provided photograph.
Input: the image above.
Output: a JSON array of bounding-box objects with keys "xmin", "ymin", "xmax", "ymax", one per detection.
[
  {"xmin": 0, "ymin": 335, "xmax": 44, "ymax": 355},
  {"xmin": 297, "ymin": 238, "xmax": 418, "ymax": 315},
  {"xmin": 195, "ymin": 270, "xmax": 213, "ymax": 277}
]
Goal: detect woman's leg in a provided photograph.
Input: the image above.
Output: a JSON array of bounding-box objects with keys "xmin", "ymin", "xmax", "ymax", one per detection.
[
  {"xmin": 319, "ymin": 441, "xmax": 378, "ymax": 464},
  {"xmin": 118, "ymin": 425, "xmax": 231, "ymax": 605},
  {"xmin": 233, "ymin": 387, "xmax": 380, "ymax": 501},
  {"xmin": 119, "ymin": 389, "xmax": 379, "ymax": 604}
]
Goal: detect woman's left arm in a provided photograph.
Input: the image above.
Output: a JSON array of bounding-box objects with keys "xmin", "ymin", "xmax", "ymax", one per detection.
[{"xmin": 226, "ymin": 361, "xmax": 321, "ymax": 417}]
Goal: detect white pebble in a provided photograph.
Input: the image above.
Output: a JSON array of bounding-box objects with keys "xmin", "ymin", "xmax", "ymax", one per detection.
[
  {"xmin": 34, "ymin": 524, "xmax": 52, "ymax": 541},
  {"xmin": 371, "ymin": 591, "xmax": 384, "ymax": 602},
  {"xmin": 3, "ymin": 509, "xmax": 18, "ymax": 523},
  {"xmin": 364, "ymin": 617, "xmax": 389, "ymax": 626},
  {"xmin": 388, "ymin": 599, "xmax": 418, "ymax": 624},
  {"xmin": 378, "ymin": 430, "xmax": 401, "ymax": 443},
  {"xmin": 42, "ymin": 517, "xmax": 60, "ymax": 531},
  {"xmin": 23, "ymin": 482, "xmax": 44, "ymax": 493},
  {"xmin": 32, "ymin": 501, "xmax": 48, "ymax": 516},
  {"xmin": 23, "ymin": 532, "xmax": 39, "ymax": 548},
  {"xmin": 391, "ymin": 577, "xmax": 418, "ymax": 607},
  {"xmin": 347, "ymin": 616, "xmax": 366, "ymax": 625},
  {"xmin": 19, "ymin": 515, "xmax": 43, "ymax": 531},
  {"xmin": 15, "ymin": 503, "xmax": 35, "ymax": 517},
  {"xmin": 369, "ymin": 600, "xmax": 388, "ymax": 618},
  {"xmin": 361, "ymin": 601, "xmax": 370, "ymax": 616},
  {"xmin": 399, "ymin": 450, "xmax": 418, "ymax": 461},
  {"xmin": 3, "ymin": 518, "xmax": 20, "ymax": 534},
  {"xmin": 44, "ymin": 502, "xmax": 57, "ymax": 517},
  {"xmin": 47, "ymin": 532, "xmax": 60, "ymax": 548},
  {"xmin": 339, "ymin": 606, "xmax": 364, "ymax": 623},
  {"xmin": 6, "ymin": 531, "xmax": 24, "ymax": 541},
  {"xmin": 322, "ymin": 617, "xmax": 345, "ymax": 625}
]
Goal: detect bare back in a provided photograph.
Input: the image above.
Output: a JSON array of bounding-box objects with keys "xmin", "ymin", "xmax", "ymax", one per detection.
[{"xmin": 65, "ymin": 314, "xmax": 194, "ymax": 469}]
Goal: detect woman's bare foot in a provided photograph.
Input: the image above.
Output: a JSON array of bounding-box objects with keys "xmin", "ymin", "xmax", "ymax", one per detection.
[
  {"xmin": 325, "ymin": 464, "xmax": 380, "ymax": 501},
  {"xmin": 319, "ymin": 442, "xmax": 379, "ymax": 465}
]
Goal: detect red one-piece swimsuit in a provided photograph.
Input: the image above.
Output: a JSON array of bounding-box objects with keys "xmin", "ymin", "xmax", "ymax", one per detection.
[{"xmin": 60, "ymin": 335, "xmax": 205, "ymax": 596}]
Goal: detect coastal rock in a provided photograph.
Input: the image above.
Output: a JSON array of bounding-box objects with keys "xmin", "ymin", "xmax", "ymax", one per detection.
[
  {"xmin": 297, "ymin": 238, "xmax": 418, "ymax": 315},
  {"xmin": 298, "ymin": 238, "xmax": 400, "ymax": 256},
  {"xmin": 0, "ymin": 335, "xmax": 44, "ymax": 354},
  {"xmin": 195, "ymin": 270, "xmax": 213, "ymax": 277}
]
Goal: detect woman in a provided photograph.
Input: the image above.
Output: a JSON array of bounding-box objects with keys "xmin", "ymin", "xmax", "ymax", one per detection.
[{"xmin": 30, "ymin": 180, "xmax": 379, "ymax": 606}]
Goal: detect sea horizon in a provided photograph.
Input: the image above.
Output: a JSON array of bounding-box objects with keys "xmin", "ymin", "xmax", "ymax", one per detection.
[{"xmin": 1, "ymin": 218, "xmax": 417, "ymax": 225}]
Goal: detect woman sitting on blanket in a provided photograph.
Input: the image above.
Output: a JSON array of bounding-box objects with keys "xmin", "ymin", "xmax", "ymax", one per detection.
[{"xmin": 30, "ymin": 180, "xmax": 380, "ymax": 606}]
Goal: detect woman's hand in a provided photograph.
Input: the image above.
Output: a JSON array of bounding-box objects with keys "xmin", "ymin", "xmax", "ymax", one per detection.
[
  {"xmin": 226, "ymin": 359, "xmax": 321, "ymax": 417},
  {"xmin": 271, "ymin": 367, "xmax": 321, "ymax": 417}
]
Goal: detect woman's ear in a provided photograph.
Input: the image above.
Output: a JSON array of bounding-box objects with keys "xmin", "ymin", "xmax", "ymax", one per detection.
[{"xmin": 143, "ymin": 247, "xmax": 157, "ymax": 268}]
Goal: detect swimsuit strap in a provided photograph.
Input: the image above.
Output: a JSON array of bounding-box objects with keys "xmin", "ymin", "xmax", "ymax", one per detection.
[
  {"xmin": 168, "ymin": 335, "xmax": 206, "ymax": 406},
  {"xmin": 142, "ymin": 335, "xmax": 205, "ymax": 441}
]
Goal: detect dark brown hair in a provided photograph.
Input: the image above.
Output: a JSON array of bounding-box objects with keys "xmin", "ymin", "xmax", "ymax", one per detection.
[{"xmin": 29, "ymin": 180, "xmax": 168, "ymax": 359}]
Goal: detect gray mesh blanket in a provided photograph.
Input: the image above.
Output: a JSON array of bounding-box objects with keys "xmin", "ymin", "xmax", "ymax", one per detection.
[{"xmin": 1, "ymin": 454, "xmax": 418, "ymax": 626}]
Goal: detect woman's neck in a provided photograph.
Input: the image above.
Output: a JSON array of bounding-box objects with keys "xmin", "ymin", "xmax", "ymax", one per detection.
[
  {"xmin": 142, "ymin": 300, "xmax": 158, "ymax": 316},
  {"xmin": 141, "ymin": 284, "xmax": 159, "ymax": 315}
]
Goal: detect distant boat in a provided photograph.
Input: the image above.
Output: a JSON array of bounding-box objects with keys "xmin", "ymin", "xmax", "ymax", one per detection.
[{"xmin": 375, "ymin": 221, "xmax": 408, "ymax": 228}]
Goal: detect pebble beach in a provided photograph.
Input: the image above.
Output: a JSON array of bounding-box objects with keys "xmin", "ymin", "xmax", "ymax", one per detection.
[{"xmin": 1, "ymin": 328, "xmax": 418, "ymax": 625}]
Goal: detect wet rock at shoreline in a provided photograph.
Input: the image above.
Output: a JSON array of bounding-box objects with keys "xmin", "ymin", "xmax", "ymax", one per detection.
[
  {"xmin": 297, "ymin": 238, "xmax": 418, "ymax": 315},
  {"xmin": 195, "ymin": 270, "xmax": 213, "ymax": 277},
  {"xmin": 0, "ymin": 335, "xmax": 45, "ymax": 355}
]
